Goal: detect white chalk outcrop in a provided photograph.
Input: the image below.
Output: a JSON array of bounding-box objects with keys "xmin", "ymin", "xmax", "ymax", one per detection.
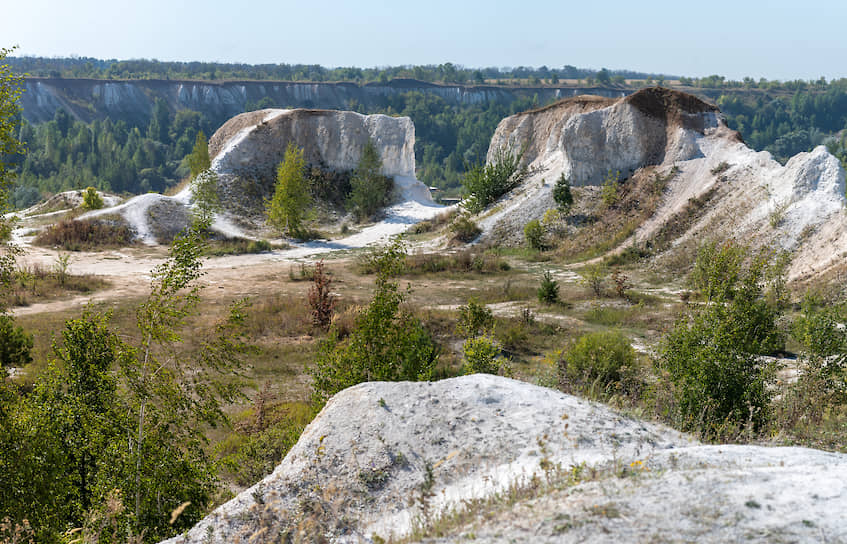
[
  {"xmin": 477, "ymin": 87, "xmax": 847, "ymax": 282},
  {"xmin": 161, "ymin": 375, "xmax": 847, "ymax": 543},
  {"xmin": 57, "ymin": 109, "xmax": 440, "ymax": 246}
]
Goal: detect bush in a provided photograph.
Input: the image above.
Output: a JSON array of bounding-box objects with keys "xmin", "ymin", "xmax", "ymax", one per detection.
[
  {"xmin": 552, "ymin": 173, "xmax": 574, "ymax": 212},
  {"xmin": 600, "ymin": 170, "xmax": 621, "ymax": 208},
  {"xmin": 449, "ymin": 215, "xmax": 481, "ymax": 244},
  {"xmin": 537, "ymin": 270, "xmax": 559, "ymax": 304},
  {"xmin": 557, "ymin": 330, "xmax": 638, "ymax": 397},
  {"xmin": 455, "ymin": 298, "xmax": 494, "ymax": 339},
  {"xmin": 523, "ymin": 219, "xmax": 545, "ymax": 250},
  {"xmin": 309, "ymin": 242, "xmax": 438, "ymax": 404},
  {"xmin": 0, "ymin": 315, "xmax": 33, "ymax": 368},
  {"xmin": 658, "ymin": 242, "xmax": 785, "ymax": 435},
  {"xmin": 461, "ymin": 334, "xmax": 506, "ymax": 375},
  {"xmin": 461, "ymin": 146, "xmax": 528, "ymax": 214},
  {"xmin": 348, "ymin": 139, "xmax": 394, "ymax": 221},
  {"xmin": 34, "ymin": 218, "xmax": 135, "ymax": 250},
  {"xmin": 581, "ymin": 263, "xmax": 607, "ymax": 298},
  {"xmin": 308, "ymin": 260, "xmax": 335, "ymax": 330},
  {"xmin": 81, "ymin": 187, "xmax": 104, "ymax": 210}
]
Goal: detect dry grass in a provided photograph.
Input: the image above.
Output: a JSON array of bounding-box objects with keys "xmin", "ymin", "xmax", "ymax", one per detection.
[{"xmin": 33, "ymin": 216, "xmax": 136, "ymax": 250}]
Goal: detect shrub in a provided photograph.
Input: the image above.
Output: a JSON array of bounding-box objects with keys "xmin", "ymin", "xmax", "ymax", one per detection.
[
  {"xmin": 461, "ymin": 146, "xmax": 528, "ymax": 213},
  {"xmin": 658, "ymin": 242, "xmax": 785, "ymax": 435},
  {"xmin": 34, "ymin": 218, "xmax": 135, "ymax": 250},
  {"xmin": 0, "ymin": 315, "xmax": 33, "ymax": 368},
  {"xmin": 348, "ymin": 139, "xmax": 394, "ymax": 221},
  {"xmin": 81, "ymin": 187, "xmax": 103, "ymax": 210},
  {"xmin": 449, "ymin": 215, "xmax": 481, "ymax": 244},
  {"xmin": 461, "ymin": 334, "xmax": 505, "ymax": 375},
  {"xmin": 581, "ymin": 263, "xmax": 607, "ymax": 298},
  {"xmin": 552, "ymin": 173, "xmax": 574, "ymax": 212},
  {"xmin": 557, "ymin": 330, "xmax": 638, "ymax": 397},
  {"xmin": 523, "ymin": 219, "xmax": 545, "ymax": 250},
  {"xmin": 600, "ymin": 170, "xmax": 621, "ymax": 208},
  {"xmin": 308, "ymin": 260, "xmax": 336, "ymax": 330},
  {"xmin": 537, "ymin": 270, "xmax": 559, "ymax": 304},
  {"xmin": 455, "ymin": 298, "xmax": 494, "ymax": 339},
  {"xmin": 309, "ymin": 242, "xmax": 438, "ymax": 404}
]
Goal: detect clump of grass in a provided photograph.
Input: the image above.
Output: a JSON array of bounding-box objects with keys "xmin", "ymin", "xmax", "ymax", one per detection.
[
  {"xmin": 405, "ymin": 250, "xmax": 510, "ymax": 275},
  {"xmin": 34, "ymin": 217, "xmax": 135, "ymax": 250},
  {"xmin": 205, "ymin": 237, "xmax": 276, "ymax": 256}
]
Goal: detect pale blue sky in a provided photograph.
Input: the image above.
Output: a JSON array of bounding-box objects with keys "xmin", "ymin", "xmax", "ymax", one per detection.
[{"xmin": 3, "ymin": 0, "xmax": 845, "ymax": 81}]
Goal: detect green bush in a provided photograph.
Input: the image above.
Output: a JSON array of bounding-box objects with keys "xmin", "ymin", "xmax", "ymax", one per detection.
[
  {"xmin": 552, "ymin": 173, "xmax": 574, "ymax": 213},
  {"xmin": 461, "ymin": 334, "xmax": 505, "ymax": 375},
  {"xmin": 81, "ymin": 186, "xmax": 104, "ymax": 210},
  {"xmin": 461, "ymin": 146, "xmax": 528, "ymax": 214},
  {"xmin": 537, "ymin": 270, "xmax": 559, "ymax": 304},
  {"xmin": 348, "ymin": 139, "xmax": 394, "ymax": 221},
  {"xmin": 0, "ymin": 315, "xmax": 33, "ymax": 368},
  {"xmin": 309, "ymin": 241, "xmax": 438, "ymax": 404},
  {"xmin": 449, "ymin": 215, "xmax": 482, "ymax": 243},
  {"xmin": 523, "ymin": 219, "xmax": 545, "ymax": 250},
  {"xmin": 658, "ymin": 242, "xmax": 785, "ymax": 435},
  {"xmin": 557, "ymin": 330, "xmax": 638, "ymax": 397},
  {"xmin": 456, "ymin": 298, "xmax": 494, "ymax": 339},
  {"xmin": 600, "ymin": 170, "xmax": 621, "ymax": 208}
]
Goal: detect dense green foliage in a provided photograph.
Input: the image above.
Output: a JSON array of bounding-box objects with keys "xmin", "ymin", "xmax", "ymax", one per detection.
[
  {"xmin": 523, "ymin": 219, "xmax": 545, "ymax": 250},
  {"xmin": 552, "ymin": 173, "xmax": 573, "ymax": 212},
  {"xmin": 0, "ymin": 314, "xmax": 32, "ymax": 367},
  {"xmin": 658, "ymin": 242, "xmax": 785, "ymax": 435},
  {"xmin": 557, "ymin": 330, "xmax": 638, "ymax": 397},
  {"xmin": 461, "ymin": 334, "xmax": 503, "ymax": 375},
  {"xmin": 348, "ymin": 139, "xmax": 393, "ymax": 220},
  {"xmin": 461, "ymin": 145, "xmax": 528, "ymax": 213},
  {"xmin": 309, "ymin": 241, "xmax": 439, "ymax": 404},
  {"xmin": 11, "ymin": 106, "xmax": 213, "ymax": 204},
  {"xmin": 81, "ymin": 186, "xmax": 103, "ymax": 210},
  {"xmin": 8, "ymin": 56, "xmax": 665, "ymax": 84},
  {"xmin": 266, "ymin": 143, "xmax": 312, "ymax": 237}
]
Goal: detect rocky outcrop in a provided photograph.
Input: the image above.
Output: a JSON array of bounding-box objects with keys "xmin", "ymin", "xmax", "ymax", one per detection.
[
  {"xmin": 477, "ymin": 87, "xmax": 847, "ymax": 283},
  {"xmin": 160, "ymin": 375, "xmax": 847, "ymax": 543},
  {"xmin": 487, "ymin": 87, "xmax": 722, "ymax": 186},
  {"xmin": 72, "ymin": 108, "xmax": 439, "ymax": 245},
  {"xmin": 210, "ymin": 109, "xmax": 417, "ymax": 181}
]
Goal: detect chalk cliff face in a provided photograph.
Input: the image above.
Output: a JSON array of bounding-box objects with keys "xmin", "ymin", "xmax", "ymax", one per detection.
[
  {"xmin": 207, "ymin": 108, "xmax": 428, "ymax": 217},
  {"xmin": 479, "ymin": 87, "xmax": 847, "ymax": 283},
  {"xmin": 487, "ymin": 87, "xmax": 722, "ymax": 186},
  {"xmin": 210, "ymin": 109, "xmax": 416, "ymax": 180},
  {"xmin": 19, "ymin": 77, "xmax": 629, "ymax": 126}
]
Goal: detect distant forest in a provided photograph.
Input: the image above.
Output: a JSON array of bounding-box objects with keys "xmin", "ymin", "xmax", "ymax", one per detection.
[{"xmin": 6, "ymin": 57, "xmax": 847, "ymax": 209}]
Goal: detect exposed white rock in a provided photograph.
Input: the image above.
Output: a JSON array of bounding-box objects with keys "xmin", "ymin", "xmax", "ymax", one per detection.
[
  {"xmin": 161, "ymin": 375, "xmax": 847, "ymax": 544},
  {"xmin": 161, "ymin": 375, "xmax": 695, "ymax": 543},
  {"xmin": 477, "ymin": 87, "xmax": 847, "ymax": 283}
]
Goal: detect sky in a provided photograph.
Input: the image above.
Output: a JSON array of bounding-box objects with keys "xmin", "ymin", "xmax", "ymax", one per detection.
[{"xmin": 3, "ymin": 0, "xmax": 846, "ymax": 81}]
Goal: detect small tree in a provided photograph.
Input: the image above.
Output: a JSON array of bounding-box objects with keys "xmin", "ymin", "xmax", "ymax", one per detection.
[
  {"xmin": 581, "ymin": 263, "xmax": 607, "ymax": 298},
  {"xmin": 266, "ymin": 143, "xmax": 312, "ymax": 238},
  {"xmin": 456, "ymin": 297, "xmax": 494, "ymax": 339},
  {"xmin": 186, "ymin": 130, "xmax": 211, "ymax": 179},
  {"xmin": 81, "ymin": 187, "xmax": 104, "ymax": 210},
  {"xmin": 658, "ymin": 242, "xmax": 784, "ymax": 435},
  {"xmin": 461, "ymin": 334, "xmax": 504, "ymax": 375},
  {"xmin": 538, "ymin": 270, "xmax": 559, "ymax": 304},
  {"xmin": 523, "ymin": 219, "xmax": 545, "ymax": 250},
  {"xmin": 552, "ymin": 173, "xmax": 573, "ymax": 213},
  {"xmin": 348, "ymin": 139, "xmax": 393, "ymax": 221},
  {"xmin": 308, "ymin": 260, "xmax": 336, "ymax": 330},
  {"xmin": 309, "ymin": 240, "xmax": 438, "ymax": 404},
  {"xmin": 461, "ymin": 145, "xmax": 528, "ymax": 214}
]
